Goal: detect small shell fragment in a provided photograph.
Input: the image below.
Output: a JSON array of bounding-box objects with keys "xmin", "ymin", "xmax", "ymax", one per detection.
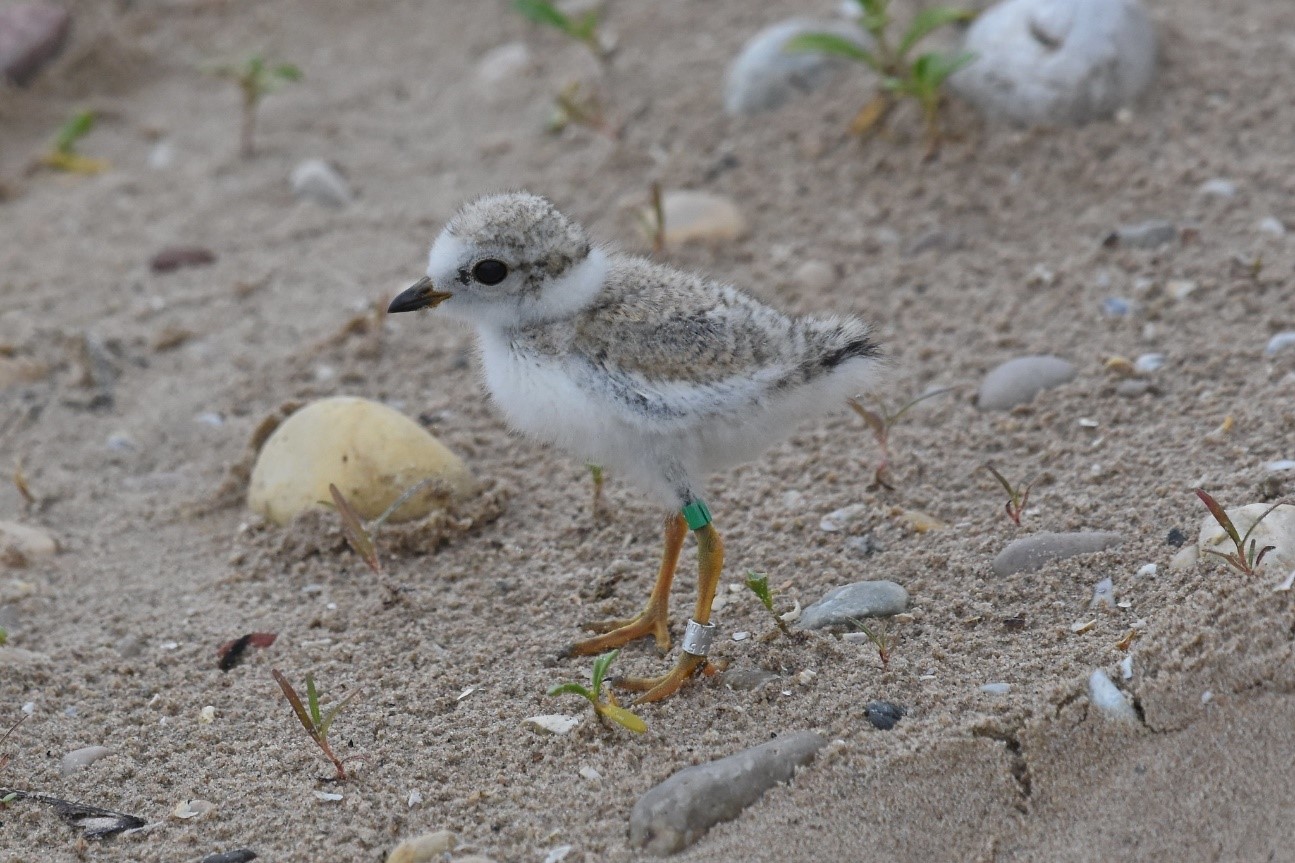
[
  {"xmin": 313, "ymin": 791, "xmax": 344, "ymax": 802},
  {"xmin": 173, "ymin": 799, "xmax": 215, "ymax": 819},
  {"xmin": 199, "ymin": 705, "xmax": 215, "ymax": 724},
  {"xmin": 1071, "ymin": 619, "xmax": 1097, "ymax": 634}
]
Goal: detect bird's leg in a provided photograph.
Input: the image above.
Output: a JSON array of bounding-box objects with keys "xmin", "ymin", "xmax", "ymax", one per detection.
[
  {"xmin": 620, "ymin": 500, "xmax": 724, "ymax": 702},
  {"xmin": 565, "ymin": 512, "xmax": 687, "ymax": 656}
]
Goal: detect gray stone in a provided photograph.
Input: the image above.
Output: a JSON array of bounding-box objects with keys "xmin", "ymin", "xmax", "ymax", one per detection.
[
  {"xmin": 1103, "ymin": 219, "xmax": 1176, "ymax": 249},
  {"xmin": 1265, "ymin": 332, "xmax": 1295, "ymax": 357},
  {"xmin": 0, "ymin": 2, "xmax": 71, "ymax": 86},
  {"xmin": 724, "ymin": 18, "xmax": 870, "ymax": 116},
  {"xmin": 0, "ymin": 521, "xmax": 56, "ymax": 563},
  {"xmin": 290, "ymin": 159, "xmax": 353, "ymax": 208},
  {"xmin": 977, "ymin": 355, "xmax": 1076, "ymax": 410},
  {"xmin": 991, "ymin": 531, "xmax": 1124, "ymax": 575},
  {"xmin": 951, "ymin": 0, "xmax": 1157, "ymax": 126},
  {"xmin": 799, "ymin": 580, "xmax": 908, "ymax": 629},
  {"xmin": 61, "ymin": 745, "xmax": 113, "ymax": 776},
  {"xmin": 629, "ymin": 731, "xmax": 825, "ymax": 854}
]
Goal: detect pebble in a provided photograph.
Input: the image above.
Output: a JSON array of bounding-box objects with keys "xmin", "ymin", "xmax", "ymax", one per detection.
[
  {"xmin": 1115, "ymin": 379, "xmax": 1153, "ymax": 398},
  {"xmin": 1101, "ymin": 297, "xmax": 1135, "ymax": 317},
  {"xmin": 1197, "ymin": 503, "xmax": 1295, "ymax": 574},
  {"xmin": 1136, "ymin": 563, "xmax": 1157, "ymax": 577},
  {"xmin": 173, "ymin": 799, "xmax": 216, "ymax": 819},
  {"xmin": 386, "ymin": 831, "xmax": 456, "ymax": 863},
  {"xmin": 60, "ymin": 746, "xmax": 113, "ymax": 776},
  {"xmin": 1090, "ymin": 577, "xmax": 1115, "ymax": 610},
  {"xmin": 1087, "ymin": 669, "xmax": 1139, "ymax": 722},
  {"xmin": 628, "ymin": 731, "xmax": 825, "ymax": 854},
  {"xmin": 1257, "ymin": 217, "xmax": 1286, "ymax": 238},
  {"xmin": 542, "ymin": 846, "xmax": 572, "ymax": 863},
  {"xmin": 1120, "ymin": 655, "xmax": 1134, "ymax": 680},
  {"xmin": 980, "ymin": 682, "xmax": 1012, "ymax": 695},
  {"xmin": 1264, "ymin": 332, "xmax": 1295, "ymax": 357},
  {"xmin": 106, "ymin": 432, "xmax": 137, "ymax": 452},
  {"xmin": 894, "ymin": 508, "xmax": 946, "ymax": 533},
  {"xmin": 0, "ymin": 521, "xmax": 57, "ymax": 563},
  {"xmin": 863, "ymin": 701, "xmax": 905, "ymax": 730},
  {"xmin": 991, "ymin": 531, "xmax": 1124, "ymax": 576},
  {"xmin": 578, "ymin": 765, "xmax": 601, "ymax": 782},
  {"xmin": 819, "ymin": 503, "xmax": 869, "ymax": 532},
  {"xmin": 247, "ymin": 397, "xmax": 478, "ymax": 525},
  {"xmin": 290, "ymin": 159, "xmax": 353, "ymax": 208},
  {"xmin": 1267, "ymin": 460, "xmax": 1295, "ymax": 473},
  {"xmin": 792, "ymin": 260, "xmax": 835, "ymax": 293},
  {"xmin": 657, "ymin": 190, "xmax": 746, "ymax": 245},
  {"xmin": 1166, "ymin": 279, "xmax": 1197, "ymax": 300},
  {"xmin": 799, "ymin": 580, "xmax": 909, "ymax": 629},
  {"xmin": 1196, "ymin": 178, "xmax": 1237, "ymax": 199},
  {"xmin": 1166, "ymin": 527, "xmax": 1186, "ymax": 547},
  {"xmin": 1133, "ymin": 353, "xmax": 1164, "ymax": 373},
  {"xmin": 199, "ymin": 851, "xmax": 258, "ymax": 863},
  {"xmin": 977, "ymin": 355, "xmax": 1076, "ymax": 410},
  {"xmin": 147, "ymin": 139, "xmax": 174, "ymax": 170},
  {"xmin": 474, "ymin": 41, "xmax": 533, "ymax": 87},
  {"xmin": 720, "ymin": 667, "xmax": 780, "ymax": 691},
  {"xmin": 723, "ymin": 18, "xmax": 870, "ymax": 116},
  {"xmin": 523, "ymin": 714, "xmax": 580, "ymax": 735},
  {"xmin": 1103, "ymin": 219, "xmax": 1176, "ymax": 249},
  {"xmin": 0, "ymin": 1, "xmax": 71, "ymax": 86},
  {"xmin": 950, "ymin": 0, "xmax": 1157, "ymax": 125},
  {"xmin": 150, "ymin": 246, "xmax": 216, "ymax": 273}
]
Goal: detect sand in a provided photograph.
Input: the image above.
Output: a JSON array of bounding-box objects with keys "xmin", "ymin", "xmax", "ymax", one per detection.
[{"xmin": 2, "ymin": 0, "xmax": 1295, "ymax": 861}]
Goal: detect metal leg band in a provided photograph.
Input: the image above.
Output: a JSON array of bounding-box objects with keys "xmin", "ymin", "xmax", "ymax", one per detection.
[{"xmin": 681, "ymin": 619, "xmax": 717, "ymax": 656}]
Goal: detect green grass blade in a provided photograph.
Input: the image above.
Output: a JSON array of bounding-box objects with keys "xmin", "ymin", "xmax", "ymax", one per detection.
[
  {"xmin": 272, "ymin": 669, "xmax": 318, "ymax": 738},
  {"xmin": 590, "ymin": 649, "xmax": 619, "ymax": 693},
  {"xmin": 744, "ymin": 572, "xmax": 775, "ymax": 612},
  {"xmin": 305, "ymin": 674, "xmax": 322, "ymax": 729},
  {"xmin": 273, "ymin": 63, "xmax": 302, "ymax": 81},
  {"xmin": 784, "ymin": 33, "xmax": 879, "ymax": 69},
  {"xmin": 899, "ymin": 8, "xmax": 974, "ymax": 57},
  {"xmin": 513, "ymin": 0, "xmax": 572, "ymax": 33},
  {"xmin": 317, "ymin": 688, "xmax": 360, "ymax": 739},
  {"xmin": 55, "ymin": 111, "xmax": 95, "ymax": 155},
  {"xmin": 547, "ymin": 682, "xmax": 593, "ymax": 700}
]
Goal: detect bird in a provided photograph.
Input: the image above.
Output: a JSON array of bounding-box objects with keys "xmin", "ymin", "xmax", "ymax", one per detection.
[{"xmin": 388, "ymin": 191, "xmax": 881, "ymax": 702}]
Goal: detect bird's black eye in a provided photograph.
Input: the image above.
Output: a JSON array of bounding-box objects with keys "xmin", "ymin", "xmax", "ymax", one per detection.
[{"xmin": 472, "ymin": 259, "xmax": 508, "ymax": 285}]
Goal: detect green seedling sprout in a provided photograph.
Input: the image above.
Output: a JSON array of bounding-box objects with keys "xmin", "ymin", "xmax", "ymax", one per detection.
[
  {"xmin": 585, "ymin": 463, "xmax": 606, "ymax": 520},
  {"xmin": 1195, "ymin": 489, "xmax": 1282, "ymax": 577},
  {"xmin": 0, "ymin": 626, "xmax": 6, "ymax": 646},
  {"xmin": 271, "ymin": 669, "xmax": 361, "ymax": 781},
  {"xmin": 39, "ymin": 110, "xmax": 107, "ymax": 174},
  {"xmin": 849, "ymin": 617, "xmax": 895, "ymax": 670},
  {"xmin": 547, "ymin": 649, "xmax": 646, "ymax": 733},
  {"xmin": 212, "ymin": 55, "xmax": 302, "ymax": 157},
  {"xmin": 547, "ymin": 80, "xmax": 619, "ymax": 139},
  {"xmin": 513, "ymin": 0, "xmax": 604, "ymax": 58},
  {"xmin": 786, "ymin": 0, "xmax": 975, "ymax": 157},
  {"xmin": 848, "ymin": 387, "xmax": 951, "ymax": 488},
  {"xmin": 984, "ymin": 464, "xmax": 1035, "ymax": 526},
  {"xmin": 744, "ymin": 572, "xmax": 792, "ymax": 637}
]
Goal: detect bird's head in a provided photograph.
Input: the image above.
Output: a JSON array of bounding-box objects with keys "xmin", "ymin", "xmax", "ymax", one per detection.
[{"xmin": 388, "ymin": 192, "xmax": 600, "ymax": 328}]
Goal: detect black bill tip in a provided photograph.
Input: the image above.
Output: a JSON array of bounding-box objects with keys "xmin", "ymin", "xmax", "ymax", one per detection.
[{"xmin": 388, "ymin": 276, "xmax": 452, "ymax": 313}]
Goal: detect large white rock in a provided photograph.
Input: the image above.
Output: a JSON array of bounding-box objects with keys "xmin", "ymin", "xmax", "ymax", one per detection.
[
  {"xmin": 1197, "ymin": 503, "xmax": 1295, "ymax": 576},
  {"xmin": 290, "ymin": 159, "xmax": 353, "ymax": 208},
  {"xmin": 951, "ymin": 0, "xmax": 1157, "ymax": 125},
  {"xmin": 724, "ymin": 18, "xmax": 871, "ymax": 116},
  {"xmin": 247, "ymin": 397, "xmax": 477, "ymax": 526}
]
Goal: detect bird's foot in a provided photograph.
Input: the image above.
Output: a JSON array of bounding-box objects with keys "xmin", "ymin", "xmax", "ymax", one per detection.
[
  {"xmin": 564, "ymin": 602, "xmax": 671, "ymax": 657},
  {"xmin": 616, "ymin": 652, "xmax": 718, "ymax": 703}
]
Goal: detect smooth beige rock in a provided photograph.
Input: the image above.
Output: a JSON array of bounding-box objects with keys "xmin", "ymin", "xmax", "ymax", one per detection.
[
  {"xmin": 0, "ymin": 521, "xmax": 57, "ymax": 563},
  {"xmin": 658, "ymin": 191, "xmax": 747, "ymax": 245},
  {"xmin": 1197, "ymin": 503, "xmax": 1295, "ymax": 575},
  {"xmin": 387, "ymin": 830, "xmax": 457, "ymax": 863},
  {"xmin": 248, "ymin": 397, "xmax": 476, "ymax": 526}
]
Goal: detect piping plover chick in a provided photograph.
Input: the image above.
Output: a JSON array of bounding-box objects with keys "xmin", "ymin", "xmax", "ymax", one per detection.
[{"xmin": 389, "ymin": 191, "xmax": 881, "ymax": 701}]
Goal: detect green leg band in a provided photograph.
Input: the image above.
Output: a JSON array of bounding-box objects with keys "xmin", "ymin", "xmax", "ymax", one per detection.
[{"xmin": 681, "ymin": 499, "xmax": 712, "ymax": 531}]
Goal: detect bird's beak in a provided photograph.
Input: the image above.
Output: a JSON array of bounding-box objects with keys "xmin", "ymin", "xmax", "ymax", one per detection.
[{"xmin": 388, "ymin": 276, "xmax": 453, "ymax": 313}]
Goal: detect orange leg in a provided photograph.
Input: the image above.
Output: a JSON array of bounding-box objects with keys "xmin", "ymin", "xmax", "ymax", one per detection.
[
  {"xmin": 619, "ymin": 522, "xmax": 724, "ymax": 702},
  {"xmin": 566, "ymin": 513, "xmax": 687, "ymax": 656}
]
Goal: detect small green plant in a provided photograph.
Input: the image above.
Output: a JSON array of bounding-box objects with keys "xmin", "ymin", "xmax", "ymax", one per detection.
[
  {"xmin": 0, "ymin": 626, "xmax": 7, "ymax": 646},
  {"xmin": 1195, "ymin": 489, "xmax": 1281, "ymax": 577},
  {"xmin": 271, "ymin": 669, "xmax": 361, "ymax": 781},
  {"xmin": 328, "ymin": 480, "xmax": 435, "ymax": 602},
  {"xmin": 513, "ymin": 0, "xmax": 603, "ymax": 58},
  {"xmin": 849, "ymin": 617, "xmax": 895, "ymax": 670},
  {"xmin": 786, "ymin": 0, "xmax": 974, "ymax": 157},
  {"xmin": 547, "ymin": 649, "xmax": 646, "ymax": 733},
  {"xmin": 984, "ymin": 464, "xmax": 1035, "ymax": 526},
  {"xmin": 39, "ymin": 110, "xmax": 107, "ymax": 174},
  {"xmin": 585, "ymin": 463, "xmax": 606, "ymax": 520},
  {"xmin": 744, "ymin": 572, "xmax": 792, "ymax": 638},
  {"xmin": 546, "ymin": 80, "xmax": 618, "ymax": 139},
  {"xmin": 848, "ymin": 387, "xmax": 951, "ymax": 488},
  {"xmin": 212, "ymin": 55, "xmax": 302, "ymax": 157}
]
